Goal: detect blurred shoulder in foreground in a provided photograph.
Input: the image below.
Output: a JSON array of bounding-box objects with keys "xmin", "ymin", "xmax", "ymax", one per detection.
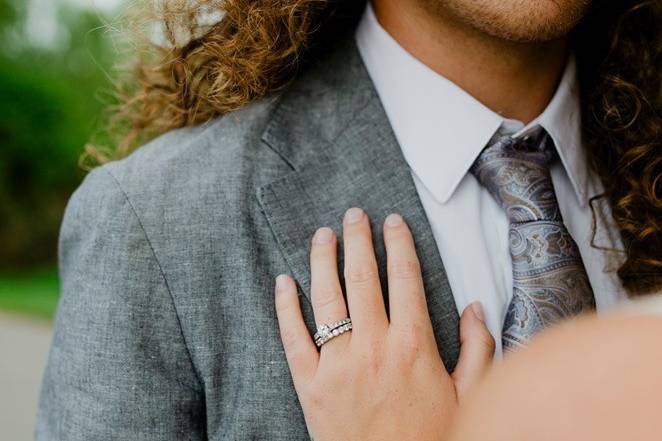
[{"xmin": 450, "ymin": 301, "xmax": 662, "ymax": 441}]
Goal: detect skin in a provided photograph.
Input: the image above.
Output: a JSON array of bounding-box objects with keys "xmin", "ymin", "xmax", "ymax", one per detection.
[
  {"xmin": 449, "ymin": 314, "xmax": 662, "ymax": 441},
  {"xmin": 371, "ymin": 0, "xmax": 591, "ymax": 122},
  {"xmin": 275, "ymin": 209, "xmax": 495, "ymax": 440},
  {"xmin": 275, "ymin": 212, "xmax": 662, "ymax": 439},
  {"xmin": 275, "ymin": 0, "xmax": 598, "ymax": 438}
]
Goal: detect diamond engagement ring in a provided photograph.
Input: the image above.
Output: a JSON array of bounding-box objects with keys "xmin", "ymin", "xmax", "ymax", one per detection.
[{"xmin": 313, "ymin": 318, "xmax": 353, "ymax": 348}]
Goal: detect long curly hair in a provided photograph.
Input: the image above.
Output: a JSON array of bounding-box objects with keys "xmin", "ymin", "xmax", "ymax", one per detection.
[{"xmin": 91, "ymin": 0, "xmax": 661, "ymax": 295}]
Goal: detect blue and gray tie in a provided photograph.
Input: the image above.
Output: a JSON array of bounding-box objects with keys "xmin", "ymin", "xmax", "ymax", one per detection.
[{"xmin": 470, "ymin": 126, "xmax": 596, "ymax": 352}]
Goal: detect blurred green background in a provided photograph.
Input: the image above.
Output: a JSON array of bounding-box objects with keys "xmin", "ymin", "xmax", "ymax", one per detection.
[{"xmin": 0, "ymin": 0, "xmax": 121, "ymax": 320}]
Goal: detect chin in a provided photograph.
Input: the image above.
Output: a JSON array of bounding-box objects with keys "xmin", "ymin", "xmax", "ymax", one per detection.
[{"xmin": 439, "ymin": 0, "xmax": 592, "ymax": 42}]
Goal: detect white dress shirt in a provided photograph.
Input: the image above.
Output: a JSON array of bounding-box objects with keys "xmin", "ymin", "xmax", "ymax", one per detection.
[{"xmin": 355, "ymin": 3, "xmax": 629, "ymax": 357}]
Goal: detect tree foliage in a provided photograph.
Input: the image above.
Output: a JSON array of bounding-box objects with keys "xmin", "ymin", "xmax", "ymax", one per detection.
[{"xmin": 0, "ymin": 2, "xmax": 117, "ymax": 269}]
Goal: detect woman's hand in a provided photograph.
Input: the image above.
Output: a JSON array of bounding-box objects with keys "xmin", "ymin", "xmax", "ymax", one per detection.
[{"xmin": 274, "ymin": 208, "xmax": 495, "ymax": 441}]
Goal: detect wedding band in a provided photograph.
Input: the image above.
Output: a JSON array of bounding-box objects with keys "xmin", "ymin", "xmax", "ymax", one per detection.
[{"xmin": 314, "ymin": 318, "xmax": 352, "ymax": 348}]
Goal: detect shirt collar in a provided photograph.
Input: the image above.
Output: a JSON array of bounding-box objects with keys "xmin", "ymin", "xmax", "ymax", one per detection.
[{"xmin": 355, "ymin": 3, "xmax": 590, "ymax": 206}]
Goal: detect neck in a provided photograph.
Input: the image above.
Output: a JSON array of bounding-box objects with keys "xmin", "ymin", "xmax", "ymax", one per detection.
[{"xmin": 371, "ymin": 0, "xmax": 570, "ymax": 123}]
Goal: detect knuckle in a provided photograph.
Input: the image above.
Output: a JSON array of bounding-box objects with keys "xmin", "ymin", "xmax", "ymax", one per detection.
[
  {"xmin": 466, "ymin": 326, "xmax": 496, "ymax": 354},
  {"xmin": 345, "ymin": 265, "xmax": 378, "ymax": 284},
  {"xmin": 302, "ymin": 383, "xmax": 326, "ymax": 409},
  {"xmin": 480, "ymin": 329, "xmax": 496, "ymax": 353},
  {"xmin": 386, "ymin": 226, "xmax": 411, "ymax": 240},
  {"xmin": 288, "ymin": 350, "xmax": 311, "ymax": 375},
  {"xmin": 312, "ymin": 288, "xmax": 342, "ymax": 310},
  {"xmin": 406, "ymin": 322, "xmax": 428, "ymax": 345},
  {"xmin": 279, "ymin": 327, "xmax": 300, "ymax": 352},
  {"xmin": 357, "ymin": 346, "xmax": 384, "ymax": 378},
  {"xmin": 275, "ymin": 295, "xmax": 295, "ymax": 314},
  {"xmin": 310, "ymin": 242, "xmax": 333, "ymax": 258},
  {"xmin": 388, "ymin": 258, "xmax": 421, "ymax": 280},
  {"xmin": 365, "ymin": 357, "xmax": 382, "ymax": 378},
  {"xmin": 394, "ymin": 324, "xmax": 429, "ymax": 368}
]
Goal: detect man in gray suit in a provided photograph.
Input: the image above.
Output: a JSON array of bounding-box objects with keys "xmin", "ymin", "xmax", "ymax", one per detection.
[{"xmin": 36, "ymin": 0, "xmax": 660, "ymax": 439}]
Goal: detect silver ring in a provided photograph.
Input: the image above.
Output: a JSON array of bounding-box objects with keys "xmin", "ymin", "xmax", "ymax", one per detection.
[{"xmin": 314, "ymin": 318, "xmax": 352, "ymax": 348}]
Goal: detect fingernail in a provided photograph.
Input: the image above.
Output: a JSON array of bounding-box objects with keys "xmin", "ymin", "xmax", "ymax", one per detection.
[
  {"xmin": 344, "ymin": 207, "xmax": 364, "ymax": 224},
  {"xmin": 313, "ymin": 227, "xmax": 334, "ymax": 244},
  {"xmin": 385, "ymin": 213, "xmax": 403, "ymax": 227},
  {"xmin": 471, "ymin": 302, "xmax": 485, "ymax": 322},
  {"xmin": 275, "ymin": 274, "xmax": 290, "ymax": 294}
]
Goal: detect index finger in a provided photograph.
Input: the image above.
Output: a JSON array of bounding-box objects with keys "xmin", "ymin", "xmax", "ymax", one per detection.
[{"xmin": 275, "ymin": 274, "xmax": 319, "ymax": 387}]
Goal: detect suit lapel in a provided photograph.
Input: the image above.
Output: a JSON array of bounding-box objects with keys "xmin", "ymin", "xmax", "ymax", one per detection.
[{"xmin": 256, "ymin": 38, "xmax": 460, "ymax": 369}]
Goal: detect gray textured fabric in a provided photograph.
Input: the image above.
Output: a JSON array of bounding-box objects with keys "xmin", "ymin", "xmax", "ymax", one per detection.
[
  {"xmin": 36, "ymin": 37, "xmax": 460, "ymax": 440},
  {"xmin": 470, "ymin": 127, "xmax": 595, "ymax": 351}
]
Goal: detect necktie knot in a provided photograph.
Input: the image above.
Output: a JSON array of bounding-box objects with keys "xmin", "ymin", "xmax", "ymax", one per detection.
[
  {"xmin": 470, "ymin": 126, "xmax": 560, "ymax": 223},
  {"xmin": 469, "ymin": 125, "xmax": 595, "ymax": 351}
]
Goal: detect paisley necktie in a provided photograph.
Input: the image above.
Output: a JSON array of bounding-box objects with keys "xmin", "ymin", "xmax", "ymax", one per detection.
[{"xmin": 470, "ymin": 126, "xmax": 596, "ymax": 352}]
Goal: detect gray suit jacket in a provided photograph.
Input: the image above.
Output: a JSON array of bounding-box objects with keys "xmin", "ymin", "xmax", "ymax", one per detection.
[{"xmin": 36, "ymin": 37, "xmax": 460, "ymax": 440}]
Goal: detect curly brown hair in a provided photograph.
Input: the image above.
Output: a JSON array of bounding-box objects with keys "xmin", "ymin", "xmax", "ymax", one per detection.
[{"xmin": 90, "ymin": 0, "xmax": 661, "ymax": 295}]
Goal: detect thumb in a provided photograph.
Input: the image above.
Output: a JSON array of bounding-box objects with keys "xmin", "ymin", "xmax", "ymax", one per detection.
[{"xmin": 451, "ymin": 302, "xmax": 495, "ymax": 402}]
